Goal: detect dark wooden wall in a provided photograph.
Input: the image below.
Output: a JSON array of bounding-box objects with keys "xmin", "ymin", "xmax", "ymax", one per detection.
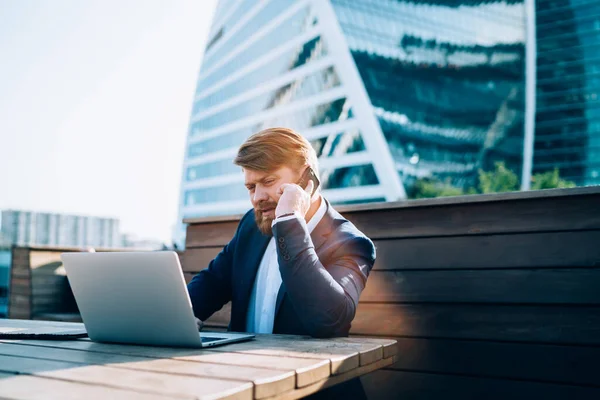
[{"xmin": 183, "ymin": 187, "xmax": 600, "ymax": 399}]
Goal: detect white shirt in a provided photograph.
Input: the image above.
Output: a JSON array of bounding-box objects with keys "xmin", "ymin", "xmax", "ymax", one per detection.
[{"xmin": 246, "ymin": 197, "xmax": 327, "ymax": 334}]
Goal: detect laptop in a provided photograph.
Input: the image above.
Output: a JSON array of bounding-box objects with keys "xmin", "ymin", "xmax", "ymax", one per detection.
[{"xmin": 61, "ymin": 251, "xmax": 255, "ymax": 348}]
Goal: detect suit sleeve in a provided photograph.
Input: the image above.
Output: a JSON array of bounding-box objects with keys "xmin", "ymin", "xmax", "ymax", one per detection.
[
  {"xmin": 186, "ymin": 214, "xmax": 245, "ymax": 321},
  {"xmin": 272, "ymin": 217, "xmax": 375, "ymax": 338}
]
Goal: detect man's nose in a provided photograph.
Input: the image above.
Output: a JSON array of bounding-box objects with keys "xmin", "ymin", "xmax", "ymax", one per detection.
[{"xmin": 253, "ymin": 186, "xmax": 269, "ymax": 203}]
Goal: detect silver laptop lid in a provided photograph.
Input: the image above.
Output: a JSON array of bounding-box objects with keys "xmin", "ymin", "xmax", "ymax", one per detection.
[{"xmin": 61, "ymin": 251, "xmax": 204, "ymax": 347}]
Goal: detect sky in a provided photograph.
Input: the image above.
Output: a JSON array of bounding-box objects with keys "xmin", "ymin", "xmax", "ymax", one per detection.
[{"xmin": 0, "ymin": 0, "xmax": 218, "ymax": 244}]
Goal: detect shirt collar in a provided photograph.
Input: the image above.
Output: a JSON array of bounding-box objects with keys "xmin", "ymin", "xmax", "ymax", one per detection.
[{"xmin": 306, "ymin": 195, "xmax": 327, "ymax": 233}]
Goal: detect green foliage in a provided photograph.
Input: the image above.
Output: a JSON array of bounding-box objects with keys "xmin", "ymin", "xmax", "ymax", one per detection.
[
  {"xmin": 478, "ymin": 162, "xmax": 519, "ymax": 194},
  {"xmin": 531, "ymin": 168, "xmax": 576, "ymax": 190},
  {"xmin": 410, "ymin": 163, "xmax": 576, "ymax": 200},
  {"xmin": 412, "ymin": 178, "xmax": 464, "ymax": 199}
]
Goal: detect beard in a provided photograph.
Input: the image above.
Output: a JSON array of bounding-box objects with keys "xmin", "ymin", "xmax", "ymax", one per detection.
[{"xmin": 254, "ymin": 200, "xmax": 277, "ymax": 236}]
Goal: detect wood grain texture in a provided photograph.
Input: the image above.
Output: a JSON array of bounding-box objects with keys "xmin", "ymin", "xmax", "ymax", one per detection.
[
  {"xmin": 344, "ymin": 195, "xmax": 600, "ymax": 239},
  {"xmin": 5, "ymin": 338, "xmax": 331, "ymax": 388},
  {"xmin": 264, "ymin": 357, "xmax": 395, "ymax": 400},
  {"xmin": 382, "ymin": 337, "xmax": 600, "ymax": 387},
  {"xmin": 206, "ymin": 339, "xmax": 361, "ymax": 375},
  {"xmin": 351, "ymin": 303, "xmax": 600, "ymax": 345},
  {"xmin": 8, "ymin": 247, "xmax": 31, "ymax": 319},
  {"xmin": 361, "ymin": 269, "xmax": 600, "ymax": 304},
  {"xmin": 0, "ymin": 374, "xmax": 189, "ymax": 400},
  {"xmin": 372, "ymin": 230, "xmax": 600, "ymax": 270},
  {"xmin": 360, "ymin": 369, "xmax": 600, "ymax": 400},
  {"xmin": 226, "ymin": 333, "xmax": 386, "ymax": 368},
  {"xmin": 0, "ymin": 341, "xmax": 294, "ymax": 399},
  {"xmin": 0, "ymin": 353, "xmax": 253, "ymax": 400},
  {"xmin": 149, "ymin": 230, "xmax": 600, "ymax": 275},
  {"xmin": 186, "ymin": 221, "xmax": 240, "ymax": 247},
  {"xmin": 182, "ymin": 247, "xmax": 222, "ymax": 272}
]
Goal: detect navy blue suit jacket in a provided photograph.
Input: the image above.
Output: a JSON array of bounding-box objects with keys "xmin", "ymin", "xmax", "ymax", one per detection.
[{"xmin": 187, "ymin": 199, "xmax": 376, "ymax": 338}]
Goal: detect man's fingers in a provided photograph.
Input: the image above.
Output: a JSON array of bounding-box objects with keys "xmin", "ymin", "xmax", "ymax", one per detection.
[
  {"xmin": 195, "ymin": 318, "xmax": 204, "ymax": 330},
  {"xmin": 277, "ymin": 183, "xmax": 292, "ymax": 195}
]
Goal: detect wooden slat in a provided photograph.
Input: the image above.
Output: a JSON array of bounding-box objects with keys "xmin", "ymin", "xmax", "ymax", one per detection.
[
  {"xmin": 183, "ymin": 192, "xmax": 600, "ymax": 246},
  {"xmin": 372, "ymin": 230, "xmax": 600, "ymax": 270},
  {"xmin": 334, "ymin": 337, "xmax": 398, "ymax": 359},
  {"xmin": 0, "ymin": 353, "xmax": 253, "ymax": 400},
  {"xmin": 383, "ymin": 337, "xmax": 600, "ymax": 387},
  {"xmin": 361, "ymin": 269, "xmax": 600, "ymax": 304},
  {"xmin": 351, "ymin": 303, "xmax": 600, "ymax": 345},
  {"xmin": 0, "ymin": 341, "xmax": 295, "ymax": 399},
  {"xmin": 335, "ymin": 186, "xmax": 600, "ymax": 212},
  {"xmin": 244, "ymin": 333, "xmax": 386, "ymax": 367},
  {"xmin": 186, "ymin": 221, "xmax": 240, "ymax": 247},
  {"xmin": 0, "ymin": 373, "xmax": 188, "ymax": 400},
  {"xmin": 182, "ymin": 247, "xmax": 222, "ymax": 273},
  {"xmin": 360, "ymin": 369, "xmax": 600, "ymax": 400},
  {"xmin": 8, "ymin": 339, "xmax": 331, "ymax": 388},
  {"xmin": 183, "ymin": 198, "xmax": 600, "ymax": 248},
  {"xmin": 265, "ymin": 357, "xmax": 395, "ymax": 400},
  {"xmin": 206, "ymin": 339, "xmax": 360, "ymax": 375},
  {"xmin": 344, "ymin": 194, "xmax": 600, "ymax": 240},
  {"xmin": 9, "ymin": 247, "xmax": 31, "ymax": 319}
]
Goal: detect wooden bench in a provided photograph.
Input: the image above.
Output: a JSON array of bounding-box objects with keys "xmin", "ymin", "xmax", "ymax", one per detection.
[
  {"xmin": 8, "ymin": 246, "xmax": 80, "ymax": 322},
  {"xmin": 183, "ymin": 186, "xmax": 600, "ymax": 399}
]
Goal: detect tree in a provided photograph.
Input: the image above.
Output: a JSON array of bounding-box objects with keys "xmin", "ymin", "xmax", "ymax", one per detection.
[
  {"xmin": 531, "ymin": 168, "xmax": 576, "ymax": 190},
  {"xmin": 478, "ymin": 161, "xmax": 519, "ymax": 194}
]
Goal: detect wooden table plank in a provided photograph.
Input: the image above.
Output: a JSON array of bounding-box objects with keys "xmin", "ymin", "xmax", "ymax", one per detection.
[
  {"xmin": 264, "ymin": 356, "xmax": 397, "ymax": 400},
  {"xmin": 254, "ymin": 334, "xmax": 388, "ymax": 366},
  {"xmin": 0, "ymin": 373, "xmax": 189, "ymax": 400},
  {"xmin": 343, "ymin": 337, "xmax": 399, "ymax": 359},
  {"xmin": 206, "ymin": 337, "xmax": 366, "ymax": 374},
  {"xmin": 0, "ymin": 341, "xmax": 294, "ymax": 399},
  {"xmin": 1, "ymin": 339, "xmax": 330, "ymax": 388},
  {"xmin": 0, "ymin": 354, "xmax": 252, "ymax": 400}
]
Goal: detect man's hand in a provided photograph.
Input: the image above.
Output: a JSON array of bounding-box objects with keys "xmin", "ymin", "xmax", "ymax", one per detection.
[
  {"xmin": 195, "ymin": 317, "xmax": 204, "ymax": 331},
  {"xmin": 275, "ymin": 179, "xmax": 314, "ymax": 218}
]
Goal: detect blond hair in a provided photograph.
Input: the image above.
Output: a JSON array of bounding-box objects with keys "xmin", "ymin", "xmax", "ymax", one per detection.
[{"xmin": 234, "ymin": 127, "xmax": 319, "ymax": 177}]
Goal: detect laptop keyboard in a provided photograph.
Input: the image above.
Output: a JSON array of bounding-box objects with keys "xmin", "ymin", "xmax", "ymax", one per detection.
[{"xmin": 200, "ymin": 336, "xmax": 225, "ymax": 343}]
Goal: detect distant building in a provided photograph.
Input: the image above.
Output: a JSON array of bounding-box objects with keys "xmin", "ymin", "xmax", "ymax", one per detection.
[
  {"xmin": 0, "ymin": 210, "xmax": 121, "ymax": 249},
  {"xmin": 120, "ymin": 233, "xmax": 165, "ymax": 251},
  {"xmin": 0, "ymin": 232, "xmax": 10, "ymax": 248}
]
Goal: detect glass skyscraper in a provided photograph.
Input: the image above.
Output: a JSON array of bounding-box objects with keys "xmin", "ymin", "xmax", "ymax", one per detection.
[
  {"xmin": 533, "ymin": 0, "xmax": 600, "ymax": 186},
  {"xmin": 176, "ymin": 0, "xmax": 600, "ymax": 244}
]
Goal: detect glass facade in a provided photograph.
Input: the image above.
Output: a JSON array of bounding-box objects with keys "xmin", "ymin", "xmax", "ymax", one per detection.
[
  {"xmin": 193, "ymin": 66, "xmax": 341, "ymax": 130},
  {"xmin": 196, "ymin": 5, "xmax": 315, "ymax": 94},
  {"xmin": 331, "ymin": 0, "xmax": 527, "ymax": 195},
  {"xmin": 533, "ymin": 0, "xmax": 600, "ymax": 186}
]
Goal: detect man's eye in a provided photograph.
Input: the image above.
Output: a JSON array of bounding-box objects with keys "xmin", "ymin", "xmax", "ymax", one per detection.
[
  {"xmin": 247, "ymin": 186, "xmax": 255, "ymax": 191},
  {"xmin": 264, "ymin": 180, "xmax": 274, "ymax": 185}
]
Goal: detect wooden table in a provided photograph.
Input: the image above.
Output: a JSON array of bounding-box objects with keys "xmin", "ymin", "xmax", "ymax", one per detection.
[{"xmin": 0, "ymin": 319, "xmax": 397, "ymax": 399}]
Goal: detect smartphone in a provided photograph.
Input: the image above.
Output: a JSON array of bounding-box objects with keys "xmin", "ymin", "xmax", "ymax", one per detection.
[{"xmin": 298, "ymin": 167, "xmax": 320, "ymax": 196}]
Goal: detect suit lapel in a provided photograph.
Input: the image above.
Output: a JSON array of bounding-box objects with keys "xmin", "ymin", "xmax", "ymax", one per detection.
[{"xmin": 274, "ymin": 199, "xmax": 336, "ymax": 318}]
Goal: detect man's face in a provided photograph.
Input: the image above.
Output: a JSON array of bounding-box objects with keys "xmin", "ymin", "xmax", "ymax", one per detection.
[{"xmin": 244, "ymin": 166, "xmax": 300, "ymax": 235}]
